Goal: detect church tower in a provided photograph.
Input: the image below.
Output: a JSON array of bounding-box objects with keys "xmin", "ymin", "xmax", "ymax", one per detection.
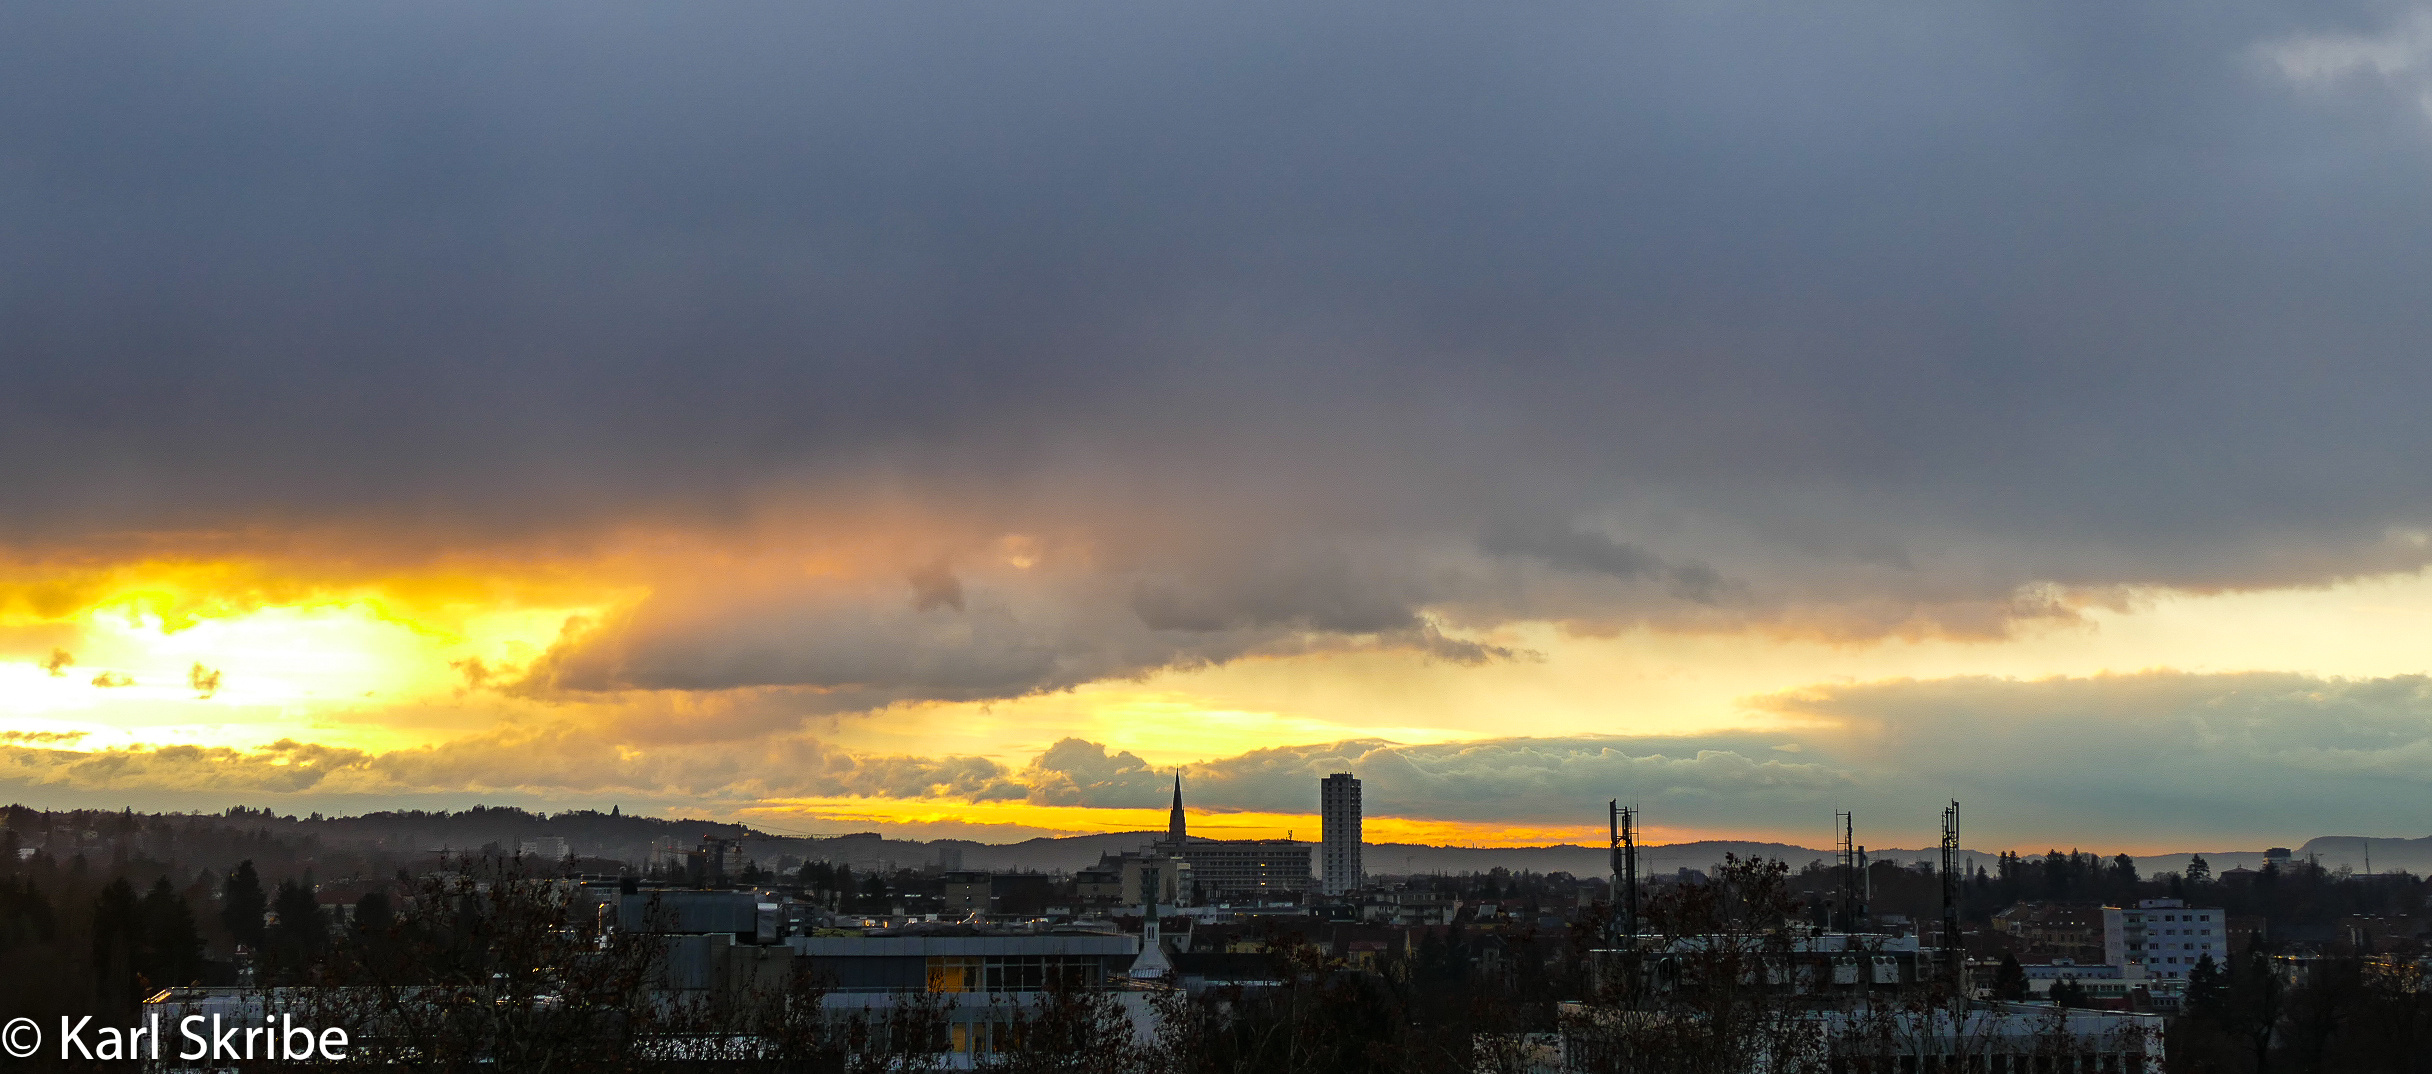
[{"xmin": 1167, "ymin": 771, "xmax": 1187, "ymax": 845}]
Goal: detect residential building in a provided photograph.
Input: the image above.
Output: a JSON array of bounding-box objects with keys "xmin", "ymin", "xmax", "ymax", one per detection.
[
  {"xmin": 1075, "ymin": 851, "xmax": 1193, "ymax": 908},
  {"xmin": 2104, "ymin": 898, "xmax": 2225, "ymax": 981},
  {"xmin": 1075, "ymin": 860, "xmax": 1126, "ymax": 907},
  {"xmin": 2338, "ymin": 915, "xmax": 2420, "ymax": 951},
  {"xmin": 942, "ymin": 871, "xmax": 994, "ymax": 915},
  {"xmin": 1993, "ymin": 902, "xmax": 2107, "ymax": 964},
  {"xmin": 1321, "ymin": 772, "xmax": 1363, "ymax": 896},
  {"xmin": 1175, "ymin": 839, "xmax": 1310, "ymax": 900}
]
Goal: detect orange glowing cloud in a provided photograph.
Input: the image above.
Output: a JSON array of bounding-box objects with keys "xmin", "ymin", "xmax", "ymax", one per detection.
[{"xmin": 741, "ymin": 797, "xmax": 1610, "ymax": 847}]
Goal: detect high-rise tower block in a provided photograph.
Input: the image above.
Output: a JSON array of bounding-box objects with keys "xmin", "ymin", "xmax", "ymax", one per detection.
[{"xmin": 1320, "ymin": 773, "xmax": 1363, "ymax": 895}]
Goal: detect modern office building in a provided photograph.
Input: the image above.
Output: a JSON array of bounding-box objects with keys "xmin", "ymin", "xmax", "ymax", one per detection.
[{"xmin": 1321, "ymin": 772, "xmax": 1363, "ymax": 895}]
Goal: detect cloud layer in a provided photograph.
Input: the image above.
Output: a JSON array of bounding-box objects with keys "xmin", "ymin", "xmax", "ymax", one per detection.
[{"xmin": 9, "ymin": 3, "xmax": 2432, "ymax": 716}]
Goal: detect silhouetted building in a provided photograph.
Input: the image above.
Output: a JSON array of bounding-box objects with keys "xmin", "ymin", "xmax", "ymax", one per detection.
[
  {"xmin": 1993, "ymin": 902, "xmax": 2106, "ymax": 964},
  {"xmin": 1155, "ymin": 776, "xmax": 1311, "ymax": 900},
  {"xmin": 1321, "ymin": 773, "xmax": 1363, "ymax": 895}
]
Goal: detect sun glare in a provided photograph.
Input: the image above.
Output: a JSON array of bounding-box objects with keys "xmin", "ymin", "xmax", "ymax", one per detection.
[{"xmin": 0, "ymin": 561, "xmax": 616, "ymax": 752}]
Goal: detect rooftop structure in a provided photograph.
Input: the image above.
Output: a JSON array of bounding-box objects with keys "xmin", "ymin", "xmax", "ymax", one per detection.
[{"xmin": 1168, "ymin": 772, "xmax": 1187, "ymax": 845}]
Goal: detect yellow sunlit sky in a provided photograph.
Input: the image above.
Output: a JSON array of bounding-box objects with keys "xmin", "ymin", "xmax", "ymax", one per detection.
[{"xmin": 10, "ymin": 553, "xmax": 2432, "ymax": 853}]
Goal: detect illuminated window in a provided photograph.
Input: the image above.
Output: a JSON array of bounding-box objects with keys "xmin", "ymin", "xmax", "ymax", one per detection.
[{"xmin": 927, "ymin": 955, "xmax": 982, "ymax": 993}]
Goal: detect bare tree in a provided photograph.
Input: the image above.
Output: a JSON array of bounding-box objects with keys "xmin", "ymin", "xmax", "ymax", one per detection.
[{"xmin": 1564, "ymin": 855, "xmax": 1827, "ymax": 1074}]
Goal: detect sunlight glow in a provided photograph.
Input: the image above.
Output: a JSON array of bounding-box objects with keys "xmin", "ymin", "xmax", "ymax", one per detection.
[
  {"xmin": 0, "ymin": 558, "xmax": 622, "ymax": 752},
  {"xmin": 743, "ymin": 797, "xmax": 1607, "ymax": 847}
]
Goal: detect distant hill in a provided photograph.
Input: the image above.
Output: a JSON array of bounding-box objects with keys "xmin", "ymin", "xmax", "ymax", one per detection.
[
  {"xmin": 2295, "ymin": 835, "xmax": 2432, "ymax": 875},
  {"xmin": 703, "ymin": 830, "xmax": 2432, "ymax": 881},
  {"xmin": 40, "ymin": 803, "xmax": 2419, "ymax": 880},
  {"xmin": 750, "ymin": 831, "xmax": 2003, "ymax": 878}
]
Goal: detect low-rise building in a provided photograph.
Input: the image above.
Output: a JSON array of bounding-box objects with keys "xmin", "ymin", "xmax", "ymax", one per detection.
[
  {"xmin": 2019, "ymin": 960, "xmax": 2141, "ymax": 1007},
  {"xmin": 790, "ymin": 930, "xmax": 1166, "ymax": 1062},
  {"xmin": 1993, "ymin": 902, "xmax": 2107, "ymax": 964},
  {"xmin": 1589, "ymin": 933, "xmax": 1954, "ymax": 998},
  {"xmin": 1555, "ymin": 1000, "xmax": 2164, "ymax": 1072}
]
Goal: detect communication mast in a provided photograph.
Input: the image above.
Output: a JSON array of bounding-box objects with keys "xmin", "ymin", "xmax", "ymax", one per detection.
[
  {"xmin": 1940, "ymin": 800, "xmax": 1963, "ymax": 953},
  {"xmin": 1836, "ymin": 812, "xmax": 1867, "ymax": 932},
  {"xmin": 1609, "ymin": 800, "xmax": 1639, "ymax": 940}
]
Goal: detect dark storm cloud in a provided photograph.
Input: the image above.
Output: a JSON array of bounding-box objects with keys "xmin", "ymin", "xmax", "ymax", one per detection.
[
  {"xmin": 9, "ymin": 2, "xmax": 2432, "ymax": 695},
  {"xmin": 516, "ymin": 551, "xmax": 1509, "ymax": 708}
]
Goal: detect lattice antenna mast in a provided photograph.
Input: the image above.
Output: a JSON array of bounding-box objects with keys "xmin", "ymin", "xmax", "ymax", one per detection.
[
  {"xmin": 1940, "ymin": 800, "xmax": 1963, "ymax": 951},
  {"xmin": 1835, "ymin": 811, "xmax": 1859, "ymax": 932},
  {"xmin": 1609, "ymin": 800, "xmax": 1639, "ymax": 940}
]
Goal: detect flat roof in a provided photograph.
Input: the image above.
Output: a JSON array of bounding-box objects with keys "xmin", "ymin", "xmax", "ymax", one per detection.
[{"xmin": 788, "ymin": 935, "xmax": 1138, "ymax": 957}]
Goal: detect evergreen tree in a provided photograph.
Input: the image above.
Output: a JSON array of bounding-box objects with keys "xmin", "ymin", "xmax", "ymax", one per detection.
[
  {"xmin": 2186, "ymin": 952, "xmax": 2226, "ymax": 1023},
  {"xmin": 270, "ymin": 878, "xmax": 328, "ymax": 969},
  {"xmin": 2187, "ymin": 855, "xmax": 2212, "ymax": 885},
  {"xmin": 352, "ymin": 891, "xmax": 394, "ymax": 933},
  {"xmin": 2108, "ymin": 853, "xmax": 2138, "ymax": 886},
  {"xmin": 91, "ymin": 878, "xmax": 140, "ymax": 1008},
  {"xmin": 139, "ymin": 877, "xmax": 202, "ymax": 988},
  {"xmin": 221, "ymin": 860, "xmax": 267, "ymax": 948},
  {"xmin": 1993, "ymin": 951, "xmax": 2029, "ymax": 1001},
  {"xmin": 0, "ymin": 878, "xmax": 54, "ymax": 952}
]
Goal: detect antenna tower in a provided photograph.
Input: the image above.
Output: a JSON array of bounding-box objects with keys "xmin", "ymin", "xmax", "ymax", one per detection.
[
  {"xmin": 1940, "ymin": 800, "xmax": 1962, "ymax": 951},
  {"xmin": 1836, "ymin": 812, "xmax": 1866, "ymax": 932},
  {"xmin": 1609, "ymin": 800, "xmax": 1639, "ymax": 940}
]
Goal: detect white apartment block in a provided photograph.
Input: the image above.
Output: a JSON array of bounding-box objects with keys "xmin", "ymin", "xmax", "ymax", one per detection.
[{"xmin": 2104, "ymin": 898, "xmax": 2224, "ymax": 981}]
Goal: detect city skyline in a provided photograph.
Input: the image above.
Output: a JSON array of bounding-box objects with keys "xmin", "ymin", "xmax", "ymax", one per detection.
[{"xmin": 10, "ymin": 3, "xmax": 2432, "ymax": 853}]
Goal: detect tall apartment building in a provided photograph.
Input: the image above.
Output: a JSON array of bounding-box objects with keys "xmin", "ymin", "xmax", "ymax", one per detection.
[{"xmin": 1321, "ymin": 772, "xmax": 1364, "ymax": 896}]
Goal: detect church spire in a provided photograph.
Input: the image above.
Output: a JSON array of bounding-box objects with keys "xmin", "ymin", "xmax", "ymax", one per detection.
[{"xmin": 1167, "ymin": 771, "xmax": 1187, "ymax": 845}]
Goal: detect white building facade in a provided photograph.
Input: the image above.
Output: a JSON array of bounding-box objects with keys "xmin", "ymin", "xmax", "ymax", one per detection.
[
  {"xmin": 1320, "ymin": 772, "xmax": 1363, "ymax": 895},
  {"xmin": 2104, "ymin": 898, "xmax": 2225, "ymax": 981}
]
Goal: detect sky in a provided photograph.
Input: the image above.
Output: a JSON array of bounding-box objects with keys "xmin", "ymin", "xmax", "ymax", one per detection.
[{"xmin": 7, "ymin": 1, "xmax": 2432, "ymax": 855}]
